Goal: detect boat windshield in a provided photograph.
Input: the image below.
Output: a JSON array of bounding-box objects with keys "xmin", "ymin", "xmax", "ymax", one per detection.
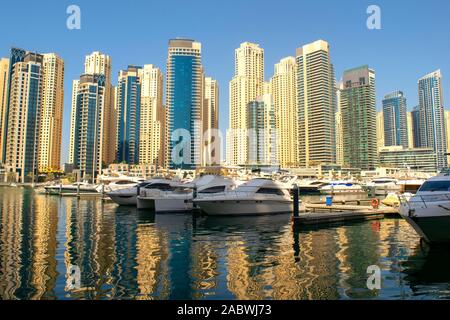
[
  {"xmin": 419, "ymin": 180, "xmax": 450, "ymax": 192},
  {"xmin": 256, "ymin": 188, "xmax": 285, "ymax": 196},
  {"xmin": 198, "ymin": 186, "xmax": 226, "ymax": 194}
]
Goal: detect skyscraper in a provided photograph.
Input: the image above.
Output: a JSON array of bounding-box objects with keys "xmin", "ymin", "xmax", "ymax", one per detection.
[
  {"xmin": 418, "ymin": 70, "xmax": 447, "ymax": 170},
  {"xmin": 84, "ymin": 52, "xmax": 115, "ymax": 165},
  {"xmin": 341, "ymin": 65, "xmax": 377, "ymax": 170},
  {"xmin": 411, "ymin": 106, "xmax": 421, "ymax": 148},
  {"xmin": 445, "ymin": 110, "xmax": 450, "ymax": 165},
  {"xmin": 0, "ymin": 58, "xmax": 9, "ymax": 164},
  {"xmin": 116, "ymin": 66, "xmax": 142, "ymax": 165},
  {"xmin": 376, "ymin": 111, "xmax": 385, "ymax": 151},
  {"xmin": 296, "ymin": 40, "xmax": 335, "ymax": 167},
  {"xmin": 407, "ymin": 112, "xmax": 414, "ymax": 149},
  {"xmin": 5, "ymin": 50, "xmax": 43, "ymax": 182},
  {"xmin": 335, "ymin": 81, "xmax": 344, "ymax": 166},
  {"xmin": 203, "ymin": 77, "xmax": 220, "ymax": 166},
  {"xmin": 270, "ymin": 56, "xmax": 298, "ymax": 168},
  {"xmin": 71, "ymin": 74, "xmax": 106, "ymax": 180},
  {"xmin": 38, "ymin": 53, "xmax": 64, "ymax": 172},
  {"xmin": 382, "ymin": 91, "xmax": 408, "ymax": 148},
  {"xmin": 139, "ymin": 64, "xmax": 165, "ymax": 168},
  {"xmin": 247, "ymin": 94, "xmax": 277, "ymax": 166},
  {"xmin": 165, "ymin": 39, "xmax": 203, "ymax": 169},
  {"xmin": 227, "ymin": 42, "xmax": 264, "ymax": 166}
]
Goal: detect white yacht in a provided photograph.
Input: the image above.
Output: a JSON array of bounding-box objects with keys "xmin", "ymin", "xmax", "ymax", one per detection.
[
  {"xmin": 44, "ymin": 182, "xmax": 98, "ymax": 195},
  {"xmin": 319, "ymin": 181, "xmax": 365, "ymax": 195},
  {"xmin": 193, "ymin": 178, "xmax": 293, "ymax": 216},
  {"xmin": 399, "ymin": 174, "xmax": 450, "ymax": 243},
  {"xmin": 107, "ymin": 180, "xmax": 155, "ymax": 206},
  {"xmin": 136, "ymin": 175, "xmax": 236, "ymax": 212},
  {"xmin": 97, "ymin": 178, "xmax": 145, "ymax": 193},
  {"xmin": 365, "ymin": 178, "xmax": 400, "ymax": 196}
]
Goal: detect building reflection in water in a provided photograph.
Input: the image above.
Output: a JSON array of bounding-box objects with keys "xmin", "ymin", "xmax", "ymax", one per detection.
[{"xmin": 1, "ymin": 188, "xmax": 447, "ymax": 300}]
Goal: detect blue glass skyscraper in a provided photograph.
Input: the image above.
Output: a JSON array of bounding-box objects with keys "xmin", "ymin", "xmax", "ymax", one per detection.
[
  {"xmin": 382, "ymin": 91, "xmax": 408, "ymax": 148},
  {"xmin": 116, "ymin": 66, "xmax": 142, "ymax": 165},
  {"xmin": 418, "ymin": 70, "xmax": 447, "ymax": 170},
  {"xmin": 165, "ymin": 39, "xmax": 203, "ymax": 170}
]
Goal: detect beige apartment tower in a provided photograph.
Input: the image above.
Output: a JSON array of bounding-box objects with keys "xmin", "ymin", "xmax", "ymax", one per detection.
[
  {"xmin": 335, "ymin": 81, "xmax": 344, "ymax": 166},
  {"xmin": 139, "ymin": 64, "xmax": 165, "ymax": 168},
  {"xmin": 227, "ymin": 42, "xmax": 264, "ymax": 166},
  {"xmin": 296, "ymin": 40, "xmax": 336, "ymax": 167},
  {"xmin": 377, "ymin": 111, "xmax": 385, "ymax": 151},
  {"xmin": 84, "ymin": 52, "xmax": 115, "ymax": 165},
  {"xmin": 38, "ymin": 54, "xmax": 64, "ymax": 172},
  {"xmin": 0, "ymin": 58, "xmax": 9, "ymax": 164},
  {"xmin": 270, "ymin": 56, "xmax": 298, "ymax": 168},
  {"xmin": 203, "ymin": 77, "xmax": 219, "ymax": 166},
  {"xmin": 445, "ymin": 110, "xmax": 450, "ymax": 165}
]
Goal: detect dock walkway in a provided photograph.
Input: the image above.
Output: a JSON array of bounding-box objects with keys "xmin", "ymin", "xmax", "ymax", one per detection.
[{"xmin": 294, "ymin": 204, "xmax": 399, "ymax": 226}]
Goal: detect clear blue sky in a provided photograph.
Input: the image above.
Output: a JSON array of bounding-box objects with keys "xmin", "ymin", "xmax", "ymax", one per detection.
[{"xmin": 1, "ymin": 0, "xmax": 449, "ymax": 164}]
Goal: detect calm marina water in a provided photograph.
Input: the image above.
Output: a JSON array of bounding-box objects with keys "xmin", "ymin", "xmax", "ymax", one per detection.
[{"xmin": 1, "ymin": 186, "xmax": 450, "ymax": 300}]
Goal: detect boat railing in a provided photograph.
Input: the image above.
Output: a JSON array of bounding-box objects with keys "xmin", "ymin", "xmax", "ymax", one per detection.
[{"xmin": 399, "ymin": 194, "xmax": 450, "ymax": 209}]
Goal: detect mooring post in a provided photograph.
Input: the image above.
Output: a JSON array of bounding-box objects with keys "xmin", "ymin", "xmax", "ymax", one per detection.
[
  {"xmin": 59, "ymin": 183, "xmax": 62, "ymax": 196},
  {"xmin": 293, "ymin": 184, "xmax": 299, "ymax": 218},
  {"xmin": 77, "ymin": 183, "xmax": 80, "ymax": 198}
]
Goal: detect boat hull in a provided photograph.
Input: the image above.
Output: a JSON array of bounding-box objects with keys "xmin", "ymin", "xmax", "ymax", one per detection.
[
  {"xmin": 109, "ymin": 194, "xmax": 137, "ymax": 206},
  {"xmin": 400, "ymin": 203, "xmax": 450, "ymax": 243},
  {"xmin": 195, "ymin": 199, "xmax": 293, "ymax": 216}
]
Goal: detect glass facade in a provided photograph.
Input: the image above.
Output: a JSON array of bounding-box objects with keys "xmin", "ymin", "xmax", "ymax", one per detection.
[
  {"xmin": 166, "ymin": 41, "xmax": 202, "ymax": 170},
  {"xmin": 73, "ymin": 74, "xmax": 105, "ymax": 180},
  {"xmin": 116, "ymin": 68, "xmax": 141, "ymax": 165},
  {"xmin": 382, "ymin": 91, "xmax": 408, "ymax": 148},
  {"xmin": 418, "ymin": 70, "xmax": 447, "ymax": 170}
]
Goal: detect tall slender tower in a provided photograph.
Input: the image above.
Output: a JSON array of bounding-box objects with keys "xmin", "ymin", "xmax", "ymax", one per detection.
[
  {"xmin": 382, "ymin": 91, "xmax": 408, "ymax": 148},
  {"xmin": 227, "ymin": 42, "xmax": 264, "ymax": 166},
  {"xmin": 69, "ymin": 80, "xmax": 79, "ymax": 164},
  {"xmin": 203, "ymin": 77, "xmax": 219, "ymax": 166},
  {"xmin": 335, "ymin": 81, "xmax": 344, "ymax": 166},
  {"xmin": 341, "ymin": 65, "xmax": 377, "ymax": 170},
  {"xmin": 116, "ymin": 66, "xmax": 142, "ymax": 165},
  {"xmin": 296, "ymin": 40, "xmax": 335, "ymax": 167},
  {"xmin": 418, "ymin": 70, "xmax": 447, "ymax": 170},
  {"xmin": 377, "ymin": 111, "xmax": 385, "ymax": 151},
  {"xmin": 247, "ymin": 94, "xmax": 277, "ymax": 166},
  {"xmin": 411, "ymin": 106, "xmax": 421, "ymax": 148},
  {"xmin": 71, "ymin": 74, "xmax": 106, "ymax": 181},
  {"xmin": 270, "ymin": 56, "xmax": 298, "ymax": 168},
  {"xmin": 5, "ymin": 51, "xmax": 44, "ymax": 182},
  {"xmin": 406, "ymin": 112, "xmax": 414, "ymax": 149},
  {"xmin": 0, "ymin": 58, "xmax": 9, "ymax": 164},
  {"xmin": 165, "ymin": 39, "xmax": 203, "ymax": 169},
  {"xmin": 139, "ymin": 64, "xmax": 164, "ymax": 169},
  {"xmin": 84, "ymin": 52, "xmax": 115, "ymax": 165},
  {"xmin": 445, "ymin": 110, "xmax": 450, "ymax": 165},
  {"xmin": 38, "ymin": 53, "xmax": 64, "ymax": 172}
]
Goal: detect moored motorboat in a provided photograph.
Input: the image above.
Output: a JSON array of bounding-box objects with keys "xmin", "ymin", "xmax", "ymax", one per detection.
[
  {"xmin": 194, "ymin": 178, "xmax": 293, "ymax": 216},
  {"xmin": 399, "ymin": 174, "xmax": 450, "ymax": 243},
  {"xmin": 136, "ymin": 175, "xmax": 236, "ymax": 212},
  {"xmin": 364, "ymin": 178, "xmax": 400, "ymax": 196},
  {"xmin": 319, "ymin": 181, "xmax": 365, "ymax": 195},
  {"xmin": 44, "ymin": 182, "xmax": 98, "ymax": 195}
]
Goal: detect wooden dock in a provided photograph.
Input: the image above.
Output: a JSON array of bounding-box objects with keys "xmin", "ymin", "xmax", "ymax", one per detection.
[{"xmin": 293, "ymin": 204, "xmax": 399, "ymax": 226}]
